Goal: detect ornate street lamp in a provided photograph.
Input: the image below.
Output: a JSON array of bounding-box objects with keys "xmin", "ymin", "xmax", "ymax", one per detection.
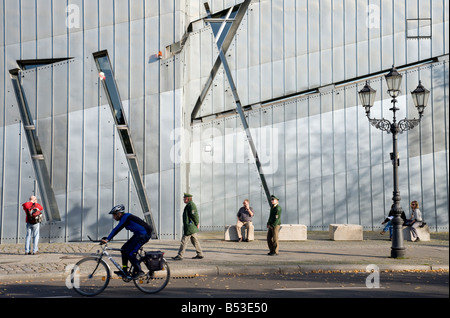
[
  {"xmin": 385, "ymin": 65, "xmax": 403, "ymax": 98},
  {"xmin": 359, "ymin": 81, "xmax": 377, "ymax": 115},
  {"xmin": 359, "ymin": 66, "xmax": 429, "ymax": 258},
  {"xmin": 410, "ymin": 80, "xmax": 430, "ymax": 117}
]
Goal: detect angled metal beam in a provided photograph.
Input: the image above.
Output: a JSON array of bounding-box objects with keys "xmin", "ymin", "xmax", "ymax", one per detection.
[
  {"xmin": 16, "ymin": 57, "xmax": 73, "ymax": 70},
  {"xmin": 191, "ymin": 0, "xmax": 252, "ymax": 122},
  {"xmin": 93, "ymin": 50, "xmax": 158, "ymax": 239},
  {"xmin": 200, "ymin": 1, "xmax": 272, "ymax": 207},
  {"xmin": 9, "ymin": 68, "xmax": 61, "ymax": 222}
]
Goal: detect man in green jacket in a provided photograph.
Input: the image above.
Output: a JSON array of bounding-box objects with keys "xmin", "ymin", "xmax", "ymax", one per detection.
[
  {"xmin": 267, "ymin": 195, "xmax": 282, "ymax": 255},
  {"xmin": 172, "ymin": 193, "xmax": 204, "ymax": 260}
]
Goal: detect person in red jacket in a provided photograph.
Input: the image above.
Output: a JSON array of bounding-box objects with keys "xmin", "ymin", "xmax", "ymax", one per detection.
[{"xmin": 22, "ymin": 196, "xmax": 43, "ymax": 255}]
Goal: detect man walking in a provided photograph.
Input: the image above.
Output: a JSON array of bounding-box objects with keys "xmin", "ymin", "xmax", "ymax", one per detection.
[
  {"xmin": 173, "ymin": 193, "xmax": 204, "ymax": 260},
  {"xmin": 22, "ymin": 196, "xmax": 43, "ymax": 255},
  {"xmin": 267, "ymin": 195, "xmax": 282, "ymax": 255}
]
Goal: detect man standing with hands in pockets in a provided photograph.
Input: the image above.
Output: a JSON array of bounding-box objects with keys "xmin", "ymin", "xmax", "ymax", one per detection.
[{"xmin": 267, "ymin": 195, "xmax": 281, "ymax": 256}]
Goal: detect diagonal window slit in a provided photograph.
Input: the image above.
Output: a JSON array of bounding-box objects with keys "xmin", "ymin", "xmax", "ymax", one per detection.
[
  {"xmin": 93, "ymin": 50, "xmax": 157, "ymax": 239},
  {"xmin": 9, "ymin": 65, "xmax": 63, "ymax": 222}
]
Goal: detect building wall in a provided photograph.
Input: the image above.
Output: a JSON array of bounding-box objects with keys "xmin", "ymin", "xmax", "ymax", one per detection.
[
  {"xmin": 190, "ymin": 60, "xmax": 449, "ymax": 231},
  {"xmin": 187, "ymin": 0, "xmax": 449, "ymax": 117},
  {"xmin": 185, "ymin": 0, "xmax": 449, "ymax": 231},
  {"xmin": 0, "ymin": 0, "xmax": 189, "ymax": 242},
  {"xmin": 0, "ymin": 0, "xmax": 448, "ymax": 243}
]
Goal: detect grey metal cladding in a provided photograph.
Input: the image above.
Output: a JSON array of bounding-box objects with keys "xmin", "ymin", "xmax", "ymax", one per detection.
[
  {"xmin": 191, "ymin": 59, "xmax": 448, "ymax": 231},
  {"xmin": 0, "ymin": 0, "xmax": 448, "ymax": 242}
]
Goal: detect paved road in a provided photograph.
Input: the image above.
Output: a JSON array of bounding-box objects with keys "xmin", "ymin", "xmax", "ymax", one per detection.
[
  {"xmin": 1, "ymin": 229, "xmax": 448, "ymax": 312},
  {"xmin": 1, "ymin": 271, "xmax": 448, "ymax": 299}
]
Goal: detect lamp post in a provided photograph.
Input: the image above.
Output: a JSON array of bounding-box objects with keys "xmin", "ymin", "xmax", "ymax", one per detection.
[{"xmin": 359, "ymin": 66, "xmax": 429, "ymax": 258}]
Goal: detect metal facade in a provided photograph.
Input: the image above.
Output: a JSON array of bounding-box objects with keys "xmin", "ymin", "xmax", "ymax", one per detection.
[
  {"xmin": 0, "ymin": 0, "xmax": 448, "ymax": 243},
  {"xmin": 186, "ymin": 0, "xmax": 449, "ymax": 232},
  {"xmin": 191, "ymin": 60, "xmax": 449, "ymax": 231},
  {"xmin": 1, "ymin": 0, "xmax": 187, "ymax": 242}
]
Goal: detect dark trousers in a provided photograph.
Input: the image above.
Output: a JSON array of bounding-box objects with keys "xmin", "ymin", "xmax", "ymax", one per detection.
[
  {"xmin": 121, "ymin": 233, "xmax": 151, "ymax": 273},
  {"xmin": 267, "ymin": 225, "xmax": 280, "ymax": 254}
]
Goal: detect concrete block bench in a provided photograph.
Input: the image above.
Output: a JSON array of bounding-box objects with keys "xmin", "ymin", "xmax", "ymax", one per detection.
[
  {"xmin": 279, "ymin": 224, "xmax": 307, "ymax": 241},
  {"xmin": 224, "ymin": 224, "xmax": 254, "ymax": 241},
  {"xmin": 329, "ymin": 224, "xmax": 363, "ymax": 241},
  {"xmin": 403, "ymin": 224, "xmax": 430, "ymax": 242}
]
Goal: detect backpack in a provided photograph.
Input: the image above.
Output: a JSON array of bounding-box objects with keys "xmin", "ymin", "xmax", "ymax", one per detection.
[{"xmin": 28, "ymin": 205, "xmax": 43, "ymax": 224}]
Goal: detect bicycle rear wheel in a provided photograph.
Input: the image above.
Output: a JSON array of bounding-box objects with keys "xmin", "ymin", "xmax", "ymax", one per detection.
[
  {"xmin": 72, "ymin": 257, "xmax": 111, "ymax": 297},
  {"xmin": 134, "ymin": 258, "xmax": 170, "ymax": 294}
]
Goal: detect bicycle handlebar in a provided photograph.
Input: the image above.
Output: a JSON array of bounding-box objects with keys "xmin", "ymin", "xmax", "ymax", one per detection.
[
  {"xmin": 87, "ymin": 236, "xmax": 129, "ymax": 254},
  {"xmin": 87, "ymin": 235, "xmax": 106, "ymax": 244}
]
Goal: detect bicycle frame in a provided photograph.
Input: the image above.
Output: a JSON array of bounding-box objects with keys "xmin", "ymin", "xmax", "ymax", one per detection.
[
  {"xmin": 87, "ymin": 236, "xmax": 134, "ymax": 280},
  {"xmin": 97, "ymin": 244, "xmax": 138, "ymax": 280},
  {"xmin": 72, "ymin": 237, "xmax": 170, "ymax": 296}
]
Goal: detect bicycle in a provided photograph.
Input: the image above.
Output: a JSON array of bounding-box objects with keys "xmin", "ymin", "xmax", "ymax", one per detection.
[{"xmin": 70, "ymin": 236, "xmax": 170, "ymax": 297}]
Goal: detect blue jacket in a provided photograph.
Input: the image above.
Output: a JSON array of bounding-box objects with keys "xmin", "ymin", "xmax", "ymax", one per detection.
[{"xmin": 107, "ymin": 213, "xmax": 152, "ymax": 241}]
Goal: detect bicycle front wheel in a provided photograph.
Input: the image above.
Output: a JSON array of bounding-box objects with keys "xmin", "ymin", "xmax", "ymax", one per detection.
[
  {"xmin": 134, "ymin": 258, "xmax": 170, "ymax": 294},
  {"xmin": 71, "ymin": 257, "xmax": 111, "ymax": 297}
]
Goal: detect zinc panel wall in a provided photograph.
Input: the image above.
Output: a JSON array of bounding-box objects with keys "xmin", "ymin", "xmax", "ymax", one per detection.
[
  {"xmin": 0, "ymin": 0, "xmax": 186, "ymax": 242},
  {"xmin": 191, "ymin": 60, "xmax": 449, "ymax": 231},
  {"xmin": 191, "ymin": 0, "xmax": 449, "ymax": 120},
  {"xmin": 1, "ymin": 0, "xmax": 448, "ymax": 242}
]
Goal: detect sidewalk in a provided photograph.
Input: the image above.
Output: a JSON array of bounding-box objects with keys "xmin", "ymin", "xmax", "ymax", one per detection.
[{"xmin": 0, "ymin": 231, "xmax": 448, "ymax": 281}]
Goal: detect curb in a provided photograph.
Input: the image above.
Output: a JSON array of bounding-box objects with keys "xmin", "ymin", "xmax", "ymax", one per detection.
[{"xmin": 2, "ymin": 264, "xmax": 447, "ymax": 283}]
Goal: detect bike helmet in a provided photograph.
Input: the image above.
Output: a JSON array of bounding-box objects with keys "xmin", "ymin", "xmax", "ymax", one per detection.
[{"xmin": 109, "ymin": 204, "xmax": 125, "ymax": 214}]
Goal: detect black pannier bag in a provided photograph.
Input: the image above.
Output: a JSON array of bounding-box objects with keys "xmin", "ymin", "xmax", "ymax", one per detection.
[{"xmin": 143, "ymin": 251, "xmax": 164, "ymax": 271}]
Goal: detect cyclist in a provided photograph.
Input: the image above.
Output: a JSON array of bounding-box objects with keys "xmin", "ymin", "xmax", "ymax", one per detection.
[{"xmin": 101, "ymin": 204, "xmax": 152, "ymax": 279}]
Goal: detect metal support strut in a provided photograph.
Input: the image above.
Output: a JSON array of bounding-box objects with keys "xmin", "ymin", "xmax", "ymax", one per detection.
[{"xmin": 202, "ymin": 1, "xmax": 272, "ymax": 207}]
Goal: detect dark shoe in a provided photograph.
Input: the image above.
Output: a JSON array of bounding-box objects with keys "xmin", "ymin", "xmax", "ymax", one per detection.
[
  {"xmin": 192, "ymin": 255, "xmax": 204, "ymax": 259},
  {"xmin": 172, "ymin": 255, "xmax": 183, "ymax": 261},
  {"xmin": 114, "ymin": 270, "xmax": 127, "ymax": 278},
  {"xmin": 32, "ymin": 251, "xmax": 39, "ymax": 255},
  {"xmin": 25, "ymin": 252, "xmax": 31, "ymax": 255}
]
